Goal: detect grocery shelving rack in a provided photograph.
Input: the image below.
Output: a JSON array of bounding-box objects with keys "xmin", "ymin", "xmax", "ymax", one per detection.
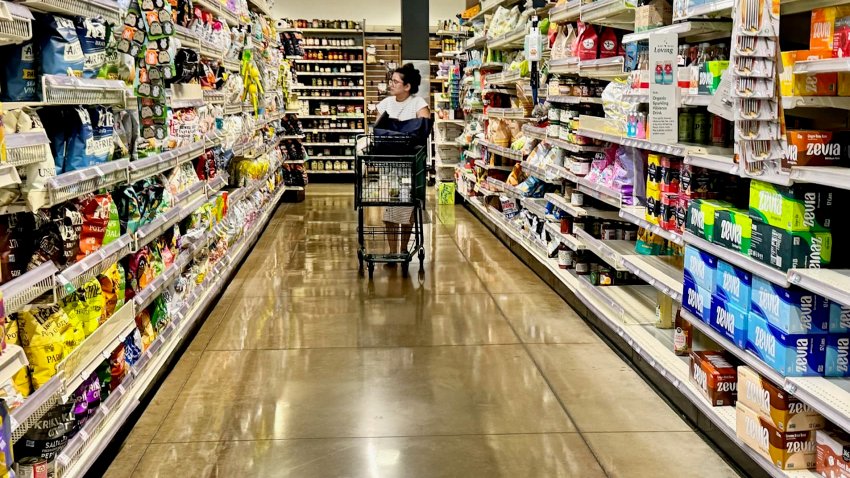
[
  {"xmin": 289, "ymin": 20, "xmax": 367, "ymax": 177},
  {"xmin": 452, "ymin": 0, "xmax": 850, "ymax": 476},
  {"xmin": 0, "ymin": 1, "xmax": 296, "ymax": 475}
]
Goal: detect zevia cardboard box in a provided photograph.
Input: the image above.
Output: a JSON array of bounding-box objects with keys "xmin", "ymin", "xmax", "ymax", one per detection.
[
  {"xmin": 749, "ymin": 180, "xmax": 835, "ymax": 232},
  {"xmin": 709, "ymin": 295, "xmax": 748, "ymax": 349},
  {"xmin": 737, "ymin": 365, "xmax": 825, "ymax": 432},
  {"xmin": 747, "ymin": 312, "xmax": 828, "ymax": 377},
  {"xmin": 816, "ymin": 429, "xmax": 850, "ymax": 478},
  {"xmin": 684, "ymin": 244, "xmax": 717, "ymax": 294},
  {"xmin": 826, "ymin": 334, "xmax": 850, "ymax": 377},
  {"xmin": 683, "ymin": 278, "xmax": 712, "ymax": 321},
  {"xmin": 715, "ymin": 260, "xmax": 752, "ymax": 312},
  {"xmin": 751, "ymin": 276, "xmax": 830, "ymax": 335},
  {"xmin": 686, "ymin": 199, "xmax": 734, "ymax": 242},
  {"xmin": 712, "ymin": 209, "xmax": 753, "ymax": 255},
  {"xmin": 737, "ymin": 402, "xmax": 818, "ymax": 470},
  {"xmin": 690, "ymin": 350, "xmax": 737, "ymax": 406},
  {"xmin": 749, "ymin": 222, "xmax": 833, "ymax": 271}
]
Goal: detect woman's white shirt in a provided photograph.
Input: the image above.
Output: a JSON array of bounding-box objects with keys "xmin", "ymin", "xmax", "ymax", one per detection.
[{"xmin": 377, "ymin": 95, "xmax": 429, "ymax": 121}]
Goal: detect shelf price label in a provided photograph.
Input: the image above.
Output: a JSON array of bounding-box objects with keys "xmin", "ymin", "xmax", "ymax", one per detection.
[{"xmin": 649, "ymin": 33, "xmax": 679, "ymax": 144}]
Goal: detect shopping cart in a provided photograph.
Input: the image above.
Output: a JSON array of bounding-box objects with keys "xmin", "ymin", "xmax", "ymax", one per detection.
[{"xmin": 355, "ymin": 134, "xmax": 428, "ymax": 279}]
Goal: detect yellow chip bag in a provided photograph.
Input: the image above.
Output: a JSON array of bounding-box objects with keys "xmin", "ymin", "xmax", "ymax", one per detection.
[
  {"xmin": 4, "ymin": 319, "xmax": 32, "ymax": 399},
  {"xmin": 80, "ymin": 278, "xmax": 104, "ymax": 334},
  {"xmin": 17, "ymin": 305, "xmax": 67, "ymax": 389}
]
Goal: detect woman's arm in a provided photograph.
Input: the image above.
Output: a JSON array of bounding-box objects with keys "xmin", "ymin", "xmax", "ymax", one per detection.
[{"xmin": 417, "ymin": 106, "xmax": 431, "ymax": 118}]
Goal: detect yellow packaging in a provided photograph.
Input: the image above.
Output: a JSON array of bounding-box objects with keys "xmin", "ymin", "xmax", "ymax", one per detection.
[
  {"xmin": 794, "ymin": 50, "xmax": 838, "ymax": 96},
  {"xmin": 811, "ymin": 7, "xmax": 850, "ymax": 51},
  {"xmin": 780, "ymin": 51, "xmax": 796, "ymax": 97},
  {"xmin": 18, "ymin": 306, "xmax": 67, "ymax": 389},
  {"xmin": 840, "ymin": 73, "xmax": 850, "ymax": 96}
]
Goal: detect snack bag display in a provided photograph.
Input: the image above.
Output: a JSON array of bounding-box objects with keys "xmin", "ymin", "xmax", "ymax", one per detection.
[{"xmin": 17, "ymin": 305, "xmax": 68, "ymax": 389}]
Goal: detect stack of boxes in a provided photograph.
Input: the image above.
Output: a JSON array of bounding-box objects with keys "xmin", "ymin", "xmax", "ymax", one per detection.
[
  {"xmin": 645, "ymin": 154, "xmax": 718, "ymax": 234},
  {"xmin": 780, "ymin": 7, "xmax": 850, "ymax": 99}
]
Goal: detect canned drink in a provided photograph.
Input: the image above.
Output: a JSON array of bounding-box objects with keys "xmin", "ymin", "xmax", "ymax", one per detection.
[
  {"xmin": 693, "ymin": 112, "xmax": 709, "ymax": 144},
  {"xmin": 15, "ymin": 458, "xmax": 48, "ymax": 478},
  {"xmin": 678, "ymin": 111, "xmax": 693, "ymax": 143},
  {"xmin": 710, "ymin": 114, "xmax": 727, "ymax": 146}
]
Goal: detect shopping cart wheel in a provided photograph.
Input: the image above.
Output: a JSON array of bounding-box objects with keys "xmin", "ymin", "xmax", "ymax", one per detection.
[{"xmin": 367, "ymin": 262, "xmax": 375, "ymax": 279}]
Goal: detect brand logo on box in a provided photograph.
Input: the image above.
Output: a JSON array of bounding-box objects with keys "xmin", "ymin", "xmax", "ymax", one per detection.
[
  {"xmin": 758, "ymin": 191, "xmax": 783, "ymax": 216},
  {"xmin": 746, "ymin": 380, "xmax": 770, "ymax": 414},
  {"xmin": 688, "ymin": 254, "xmax": 706, "ymax": 282},
  {"xmin": 796, "ymin": 338, "xmax": 811, "ymax": 374},
  {"xmin": 716, "ymin": 306, "xmax": 735, "ymax": 335},
  {"xmin": 722, "ymin": 271, "xmax": 740, "ymax": 298},
  {"xmin": 745, "ymin": 414, "xmax": 769, "ymax": 450},
  {"xmin": 755, "ymin": 326, "xmax": 777, "ymax": 359},
  {"xmin": 720, "ymin": 220, "xmax": 742, "ymax": 246},
  {"xmin": 693, "ymin": 362, "xmax": 707, "ymax": 392},
  {"xmin": 809, "ymin": 236, "xmax": 823, "ymax": 268},
  {"xmin": 689, "ymin": 209, "xmax": 704, "ymax": 229},
  {"xmin": 838, "ymin": 338, "xmax": 849, "ymax": 373},
  {"xmin": 687, "ymin": 287, "xmax": 704, "ymax": 312},
  {"xmin": 757, "ymin": 288, "xmax": 780, "ymax": 317},
  {"xmin": 804, "ymin": 192, "xmax": 818, "ymax": 229},
  {"xmin": 800, "ymin": 296, "xmax": 814, "ymax": 330}
]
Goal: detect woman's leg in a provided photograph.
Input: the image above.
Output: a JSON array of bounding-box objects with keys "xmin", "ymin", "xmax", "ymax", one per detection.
[
  {"xmin": 398, "ymin": 209, "xmax": 414, "ymax": 253},
  {"xmin": 385, "ymin": 221, "xmax": 399, "ymax": 254}
]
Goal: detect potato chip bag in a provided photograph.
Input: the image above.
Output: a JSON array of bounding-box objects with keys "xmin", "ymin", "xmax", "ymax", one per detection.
[
  {"xmin": 109, "ymin": 343, "xmax": 127, "ymax": 391},
  {"xmin": 150, "ymin": 296, "xmax": 169, "ymax": 333},
  {"xmin": 17, "ymin": 306, "xmax": 67, "ymax": 389},
  {"xmin": 98, "ymin": 264, "xmax": 120, "ymax": 320},
  {"xmin": 79, "ymin": 277, "xmax": 104, "ymax": 335},
  {"xmin": 134, "ymin": 309, "xmax": 155, "ymax": 350},
  {"xmin": 103, "ymin": 195, "xmax": 122, "ymax": 244},
  {"xmin": 4, "ymin": 319, "xmax": 32, "ymax": 400},
  {"xmin": 76, "ymin": 194, "xmax": 112, "ymax": 261}
]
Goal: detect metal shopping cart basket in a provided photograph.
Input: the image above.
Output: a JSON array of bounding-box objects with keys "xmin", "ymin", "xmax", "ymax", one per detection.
[{"xmin": 355, "ymin": 134, "xmax": 428, "ymax": 279}]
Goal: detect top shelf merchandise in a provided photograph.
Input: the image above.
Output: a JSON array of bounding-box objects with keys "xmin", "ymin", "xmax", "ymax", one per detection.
[
  {"xmin": 452, "ymin": 0, "xmax": 850, "ymax": 476},
  {"xmin": 281, "ymin": 18, "xmax": 367, "ymax": 176},
  {"xmin": 0, "ymin": 3, "xmax": 308, "ymax": 476}
]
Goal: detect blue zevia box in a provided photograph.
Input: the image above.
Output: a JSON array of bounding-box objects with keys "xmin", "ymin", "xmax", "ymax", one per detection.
[
  {"xmin": 683, "ymin": 278, "xmax": 711, "ymax": 321},
  {"xmin": 710, "ymin": 295, "xmax": 748, "ymax": 348},
  {"xmin": 829, "ymin": 302, "xmax": 850, "ymax": 333},
  {"xmin": 751, "ymin": 276, "xmax": 829, "ymax": 335},
  {"xmin": 825, "ymin": 334, "xmax": 850, "ymax": 377},
  {"xmin": 684, "ymin": 245, "xmax": 717, "ymax": 295},
  {"xmin": 715, "ymin": 260, "xmax": 752, "ymax": 312},
  {"xmin": 747, "ymin": 312, "xmax": 827, "ymax": 377}
]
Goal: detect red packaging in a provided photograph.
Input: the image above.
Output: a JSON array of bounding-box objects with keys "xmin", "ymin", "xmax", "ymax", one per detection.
[
  {"xmin": 817, "ymin": 429, "xmax": 850, "ymax": 478},
  {"xmin": 571, "ymin": 22, "xmax": 586, "ymax": 57},
  {"xmin": 577, "ymin": 23, "xmax": 598, "ymax": 60},
  {"xmin": 660, "ymin": 157, "xmax": 681, "ymax": 193},
  {"xmin": 660, "ymin": 192, "xmax": 679, "ymax": 231},
  {"xmin": 835, "ymin": 15, "xmax": 850, "ymax": 58},
  {"xmin": 599, "ymin": 27, "xmax": 618, "ymax": 58},
  {"xmin": 691, "ymin": 351, "xmax": 738, "ymax": 406},
  {"xmin": 675, "ymin": 195, "xmax": 689, "ymax": 233}
]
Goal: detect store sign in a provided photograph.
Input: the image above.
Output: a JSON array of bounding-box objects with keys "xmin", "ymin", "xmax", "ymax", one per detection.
[{"xmin": 649, "ymin": 33, "xmax": 678, "ymax": 143}]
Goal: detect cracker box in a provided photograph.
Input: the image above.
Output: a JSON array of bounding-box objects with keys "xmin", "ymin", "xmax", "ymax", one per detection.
[
  {"xmin": 683, "ymin": 278, "xmax": 711, "ymax": 321},
  {"xmin": 737, "ymin": 365, "xmax": 825, "ymax": 432},
  {"xmin": 690, "ymin": 350, "xmax": 737, "ymax": 406},
  {"xmin": 816, "ymin": 429, "xmax": 850, "ymax": 478},
  {"xmin": 826, "ymin": 334, "xmax": 850, "ymax": 377},
  {"xmin": 737, "ymin": 402, "xmax": 818, "ymax": 470},
  {"xmin": 782, "ymin": 130, "xmax": 850, "ymax": 171},
  {"xmin": 684, "ymin": 245, "xmax": 717, "ymax": 294},
  {"xmin": 712, "ymin": 209, "xmax": 753, "ymax": 255},
  {"xmin": 751, "ymin": 276, "xmax": 829, "ymax": 335},
  {"xmin": 715, "ymin": 260, "xmax": 752, "ymax": 312},
  {"xmin": 685, "ymin": 199, "xmax": 734, "ymax": 242},
  {"xmin": 747, "ymin": 312, "xmax": 828, "ymax": 377},
  {"xmin": 749, "ymin": 180, "xmax": 836, "ymax": 232},
  {"xmin": 749, "ymin": 222, "xmax": 833, "ymax": 272},
  {"xmin": 709, "ymin": 295, "xmax": 748, "ymax": 349}
]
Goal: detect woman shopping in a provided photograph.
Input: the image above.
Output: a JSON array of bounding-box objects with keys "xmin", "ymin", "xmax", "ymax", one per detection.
[{"xmin": 376, "ymin": 63, "xmax": 430, "ymax": 260}]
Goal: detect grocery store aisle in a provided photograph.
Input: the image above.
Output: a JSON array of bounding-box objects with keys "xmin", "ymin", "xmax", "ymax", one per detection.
[{"xmin": 103, "ymin": 184, "xmax": 739, "ymax": 478}]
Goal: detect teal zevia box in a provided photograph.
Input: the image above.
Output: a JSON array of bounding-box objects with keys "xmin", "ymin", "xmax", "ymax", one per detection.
[
  {"xmin": 748, "ymin": 180, "xmax": 835, "ymax": 232},
  {"xmin": 751, "ymin": 276, "xmax": 829, "ymax": 335},
  {"xmin": 826, "ymin": 335, "xmax": 850, "ymax": 377},
  {"xmin": 747, "ymin": 313, "xmax": 827, "ymax": 377},
  {"xmin": 748, "ymin": 222, "xmax": 832, "ymax": 271}
]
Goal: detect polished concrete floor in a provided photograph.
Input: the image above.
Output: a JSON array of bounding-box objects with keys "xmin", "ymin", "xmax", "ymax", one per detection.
[{"xmin": 104, "ymin": 184, "xmax": 739, "ymax": 477}]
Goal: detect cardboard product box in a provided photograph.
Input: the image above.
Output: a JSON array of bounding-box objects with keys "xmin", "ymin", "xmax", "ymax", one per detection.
[
  {"xmin": 684, "ymin": 244, "xmax": 717, "ymax": 294},
  {"xmin": 462, "ymin": 4, "xmax": 481, "ymax": 19},
  {"xmin": 817, "ymin": 429, "xmax": 850, "ymax": 478},
  {"xmin": 749, "ymin": 222, "xmax": 832, "ymax": 272},
  {"xmin": 747, "ymin": 312, "xmax": 827, "ymax": 377},
  {"xmin": 749, "ymin": 180, "xmax": 836, "ymax": 232},
  {"xmin": 715, "ymin": 260, "xmax": 752, "ymax": 312},
  {"xmin": 812, "ymin": 7, "xmax": 850, "ymax": 51},
  {"xmin": 825, "ymin": 334, "xmax": 850, "ymax": 377},
  {"xmin": 737, "ymin": 402, "xmax": 818, "ymax": 470},
  {"xmin": 830, "ymin": 302, "xmax": 850, "ymax": 333},
  {"xmin": 794, "ymin": 50, "xmax": 839, "ymax": 97},
  {"xmin": 709, "ymin": 295, "xmax": 748, "ymax": 348},
  {"xmin": 683, "ymin": 278, "xmax": 711, "ymax": 321},
  {"xmin": 635, "ymin": 0, "xmax": 672, "ymax": 32},
  {"xmin": 751, "ymin": 276, "xmax": 830, "ymax": 335},
  {"xmin": 685, "ymin": 199, "xmax": 734, "ymax": 242},
  {"xmin": 690, "ymin": 350, "xmax": 738, "ymax": 406},
  {"xmin": 782, "ymin": 130, "xmax": 850, "ymax": 171},
  {"xmin": 780, "ymin": 51, "xmax": 796, "ymax": 97},
  {"xmin": 698, "ymin": 60, "xmax": 729, "ymax": 96},
  {"xmin": 738, "ymin": 365, "xmax": 826, "ymax": 432},
  {"xmin": 833, "ymin": 9, "xmax": 850, "ymax": 57},
  {"xmin": 712, "ymin": 209, "xmax": 753, "ymax": 255},
  {"xmin": 646, "ymin": 185, "xmax": 661, "ymax": 225},
  {"xmin": 680, "ymin": 164, "xmax": 717, "ymax": 199}
]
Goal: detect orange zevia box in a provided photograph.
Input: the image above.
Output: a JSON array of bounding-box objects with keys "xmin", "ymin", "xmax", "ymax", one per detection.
[{"xmin": 690, "ymin": 351, "xmax": 737, "ymax": 406}]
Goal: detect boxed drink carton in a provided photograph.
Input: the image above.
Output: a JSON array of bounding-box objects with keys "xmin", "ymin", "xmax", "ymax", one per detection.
[
  {"xmin": 751, "ymin": 276, "xmax": 829, "ymax": 335},
  {"xmin": 816, "ymin": 429, "xmax": 850, "ymax": 477},
  {"xmin": 782, "ymin": 130, "xmax": 850, "ymax": 171},
  {"xmin": 715, "ymin": 260, "xmax": 752, "ymax": 312},
  {"xmin": 826, "ymin": 334, "xmax": 850, "ymax": 377},
  {"xmin": 749, "ymin": 180, "xmax": 836, "ymax": 232},
  {"xmin": 712, "ymin": 209, "xmax": 753, "ymax": 255},
  {"xmin": 747, "ymin": 312, "xmax": 827, "ymax": 377},
  {"xmin": 738, "ymin": 365, "xmax": 825, "ymax": 432},
  {"xmin": 710, "ymin": 295, "xmax": 748, "ymax": 348},
  {"xmin": 690, "ymin": 350, "xmax": 737, "ymax": 406},
  {"xmin": 737, "ymin": 402, "xmax": 818, "ymax": 470},
  {"xmin": 749, "ymin": 222, "xmax": 832, "ymax": 271},
  {"xmin": 794, "ymin": 50, "xmax": 838, "ymax": 97},
  {"xmin": 685, "ymin": 199, "xmax": 734, "ymax": 242},
  {"xmin": 830, "ymin": 302, "xmax": 850, "ymax": 333},
  {"xmin": 812, "ymin": 6, "xmax": 850, "ymax": 51},
  {"xmin": 684, "ymin": 245, "xmax": 716, "ymax": 293},
  {"xmin": 683, "ymin": 278, "xmax": 711, "ymax": 321}
]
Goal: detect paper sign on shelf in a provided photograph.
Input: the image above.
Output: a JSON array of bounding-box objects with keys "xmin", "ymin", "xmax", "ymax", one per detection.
[{"xmin": 649, "ymin": 33, "xmax": 678, "ymax": 144}]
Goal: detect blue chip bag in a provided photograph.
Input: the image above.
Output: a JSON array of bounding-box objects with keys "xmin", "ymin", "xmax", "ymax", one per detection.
[
  {"xmin": 87, "ymin": 106, "xmax": 114, "ymax": 163},
  {"xmin": 38, "ymin": 14, "xmax": 84, "ymax": 77},
  {"xmin": 74, "ymin": 16, "xmax": 108, "ymax": 79},
  {"xmin": 41, "ymin": 108, "xmax": 68, "ymax": 173},
  {"xmin": 0, "ymin": 42, "xmax": 38, "ymax": 101},
  {"xmin": 64, "ymin": 106, "xmax": 97, "ymax": 173}
]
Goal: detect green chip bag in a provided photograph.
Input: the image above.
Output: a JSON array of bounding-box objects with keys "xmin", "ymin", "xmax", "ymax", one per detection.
[{"xmin": 102, "ymin": 195, "xmax": 121, "ymax": 245}]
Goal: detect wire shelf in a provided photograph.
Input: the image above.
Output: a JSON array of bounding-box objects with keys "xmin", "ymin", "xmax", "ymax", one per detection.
[
  {"xmin": 46, "ymin": 159, "xmax": 130, "ymax": 207},
  {"xmin": 56, "ymin": 234, "xmax": 133, "ymax": 299},
  {"xmin": 6, "ymin": 130, "xmax": 50, "ymax": 168},
  {"xmin": 0, "ymin": 1, "xmax": 33, "ymax": 46},
  {"xmin": 19, "ymin": 0, "xmax": 119, "ymax": 25},
  {"xmin": 41, "ymin": 75, "xmax": 128, "ymax": 106},
  {"xmin": 0, "ymin": 261, "xmax": 56, "ymax": 316}
]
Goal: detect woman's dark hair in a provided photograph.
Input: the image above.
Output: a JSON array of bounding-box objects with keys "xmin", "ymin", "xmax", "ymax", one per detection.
[{"xmin": 394, "ymin": 63, "xmax": 421, "ymax": 94}]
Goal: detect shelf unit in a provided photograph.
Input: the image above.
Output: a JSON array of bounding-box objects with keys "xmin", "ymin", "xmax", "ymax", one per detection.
[{"xmin": 294, "ymin": 22, "xmax": 366, "ymax": 177}]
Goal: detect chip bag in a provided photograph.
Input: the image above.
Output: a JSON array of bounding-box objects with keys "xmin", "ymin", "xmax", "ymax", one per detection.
[{"xmin": 17, "ymin": 305, "xmax": 68, "ymax": 389}]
